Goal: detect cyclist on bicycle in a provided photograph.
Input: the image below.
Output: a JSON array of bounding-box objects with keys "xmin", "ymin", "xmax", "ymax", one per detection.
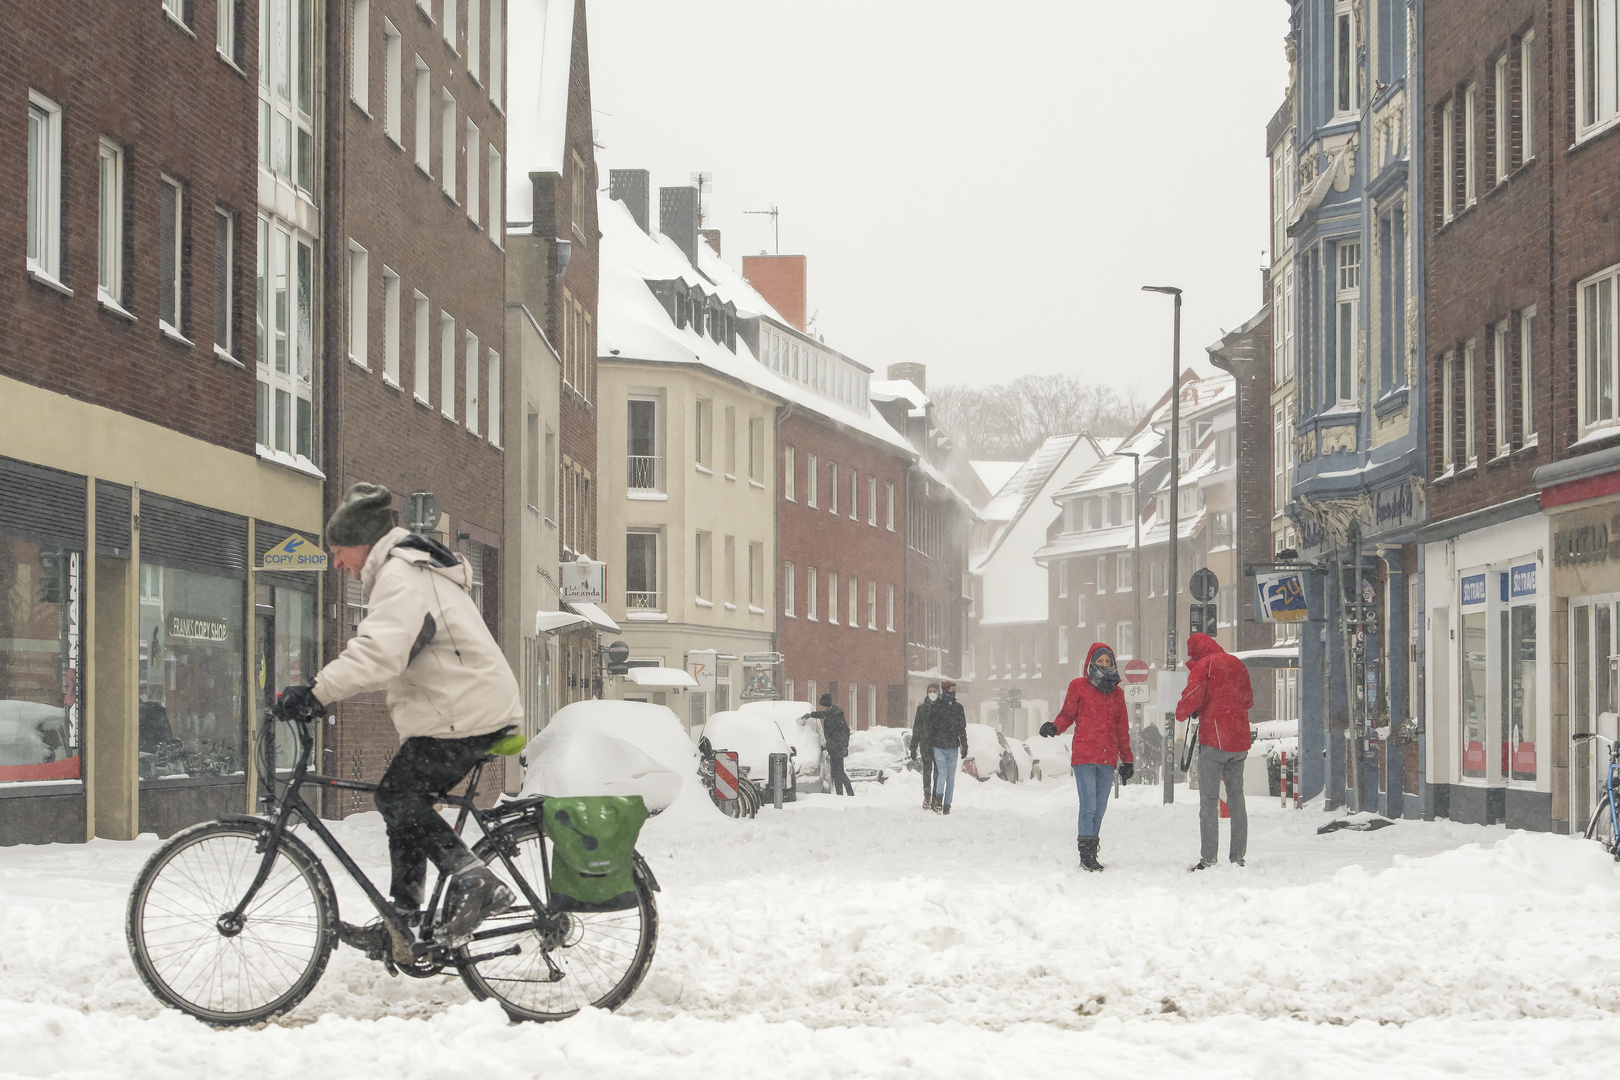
[{"xmin": 278, "ymin": 483, "xmax": 522, "ymax": 964}]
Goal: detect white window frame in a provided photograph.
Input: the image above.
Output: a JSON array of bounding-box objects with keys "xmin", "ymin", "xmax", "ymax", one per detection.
[
  {"xmin": 213, "ymin": 208, "xmax": 234, "ymax": 356},
  {"xmin": 466, "ymin": 119, "xmax": 480, "ymax": 224},
  {"xmin": 1579, "ymin": 265, "xmax": 1620, "ymax": 436},
  {"xmin": 1578, "ymin": 0, "xmax": 1620, "ymax": 140},
  {"xmin": 808, "ymin": 453, "xmax": 819, "ymax": 507},
  {"xmin": 163, "ymin": 0, "xmax": 187, "ymax": 26},
  {"xmin": 414, "ymin": 58, "xmax": 431, "ymax": 172},
  {"xmin": 868, "ymin": 579, "xmax": 877, "ymax": 629},
  {"xmin": 784, "ymin": 561, "xmax": 796, "ymax": 617},
  {"xmin": 1117, "ymin": 620, "xmax": 1134, "ymax": 659},
  {"xmin": 1522, "ymin": 31, "xmax": 1536, "ymax": 159},
  {"xmin": 488, "ymin": 349, "xmax": 501, "ymax": 446},
  {"xmin": 260, "ymin": 0, "xmax": 316, "ymax": 190},
  {"xmin": 808, "ymin": 567, "xmax": 818, "ymax": 621},
  {"xmin": 1333, "ymin": 0, "xmax": 1359, "ymax": 118},
  {"xmin": 1076, "ymin": 592, "xmax": 1086, "ymax": 625},
  {"xmin": 1058, "ymin": 624, "xmax": 1069, "ymax": 665},
  {"xmin": 829, "ymin": 463, "xmax": 839, "ymax": 516},
  {"xmin": 886, "ymin": 583, "xmax": 895, "ymax": 632},
  {"xmin": 27, "ymin": 91, "xmax": 64, "ymax": 284},
  {"xmin": 489, "ymin": 0, "xmax": 503, "ymax": 109},
  {"xmin": 413, "ymin": 290, "xmax": 431, "ymax": 403},
  {"xmin": 1441, "ymin": 349, "xmax": 1456, "ymax": 470},
  {"xmin": 256, "ymin": 216, "xmax": 316, "ymax": 462},
  {"xmin": 465, "ymin": 329, "xmax": 481, "ymax": 434},
  {"xmin": 1492, "ymin": 321, "xmax": 1509, "ymax": 457},
  {"xmin": 443, "ymin": 0, "xmax": 457, "ymax": 50},
  {"xmin": 1441, "ymin": 100, "xmax": 1455, "ymax": 223},
  {"xmin": 849, "ymin": 468, "xmax": 859, "ymax": 519},
  {"xmin": 383, "ymin": 18, "xmax": 402, "ymax": 143},
  {"xmin": 488, "ymin": 144, "xmax": 502, "ymax": 243},
  {"xmin": 382, "ymin": 266, "xmax": 401, "ymax": 384},
  {"xmin": 159, "ymin": 176, "xmax": 186, "ymax": 336},
  {"xmin": 441, "ymin": 310, "xmax": 457, "ymax": 419},
  {"xmin": 351, "ymin": 0, "xmax": 370, "ymax": 111},
  {"xmin": 441, "ymin": 90, "xmax": 457, "ymax": 201},
  {"xmin": 1494, "ymin": 54, "xmax": 1509, "ymax": 182},
  {"xmin": 849, "ymin": 575, "xmax": 859, "ymax": 629},
  {"xmin": 1336, "ymin": 240, "xmax": 1360, "ymax": 404},
  {"xmin": 1463, "ymin": 338, "xmax": 1478, "ymax": 465},
  {"xmin": 784, "ymin": 446, "xmax": 796, "ymax": 501},
  {"xmin": 1116, "ymin": 552, "xmax": 1132, "ymax": 592},
  {"xmin": 868, "ymin": 476, "xmax": 877, "ymax": 525},
  {"xmin": 98, "ymin": 138, "xmax": 124, "ymax": 305},
  {"xmin": 1464, "ymin": 85, "xmax": 1477, "ymax": 206},
  {"xmin": 886, "ymin": 482, "xmax": 895, "ymax": 530},
  {"xmin": 1520, "ymin": 306, "xmax": 1537, "ymax": 441},
  {"xmin": 347, "ymin": 240, "xmax": 368, "ymax": 368},
  {"xmin": 468, "ymin": 0, "xmax": 480, "ymax": 81},
  {"xmin": 828, "ymin": 571, "xmax": 839, "ymax": 625}
]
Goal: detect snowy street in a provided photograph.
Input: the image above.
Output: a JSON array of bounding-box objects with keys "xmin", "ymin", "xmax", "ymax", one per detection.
[{"xmin": 5, "ymin": 768, "xmax": 1620, "ymax": 1079}]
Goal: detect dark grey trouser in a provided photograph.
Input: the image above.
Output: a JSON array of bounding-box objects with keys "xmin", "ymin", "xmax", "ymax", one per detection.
[{"xmin": 1197, "ymin": 745, "xmax": 1248, "ymax": 865}]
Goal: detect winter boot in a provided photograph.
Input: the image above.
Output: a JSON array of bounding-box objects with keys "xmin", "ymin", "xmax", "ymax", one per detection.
[
  {"xmin": 942, "ymin": 802, "xmax": 952, "ymax": 815},
  {"xmin": 931, "ymin": 794, "xmax": 943, "ymax": 813},
  {"xmin": 439, "ymin": 864, "xmax": 515, "ymax": 945},
  {"xmin": 1079, "ymin": 837, "xmax": 1104, "ymax": 873}
]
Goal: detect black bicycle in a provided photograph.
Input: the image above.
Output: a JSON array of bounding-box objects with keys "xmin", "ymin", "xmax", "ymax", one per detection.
[{"xmin": 125, "ymin": 700, "xmax": 660, "ymax": 1026}]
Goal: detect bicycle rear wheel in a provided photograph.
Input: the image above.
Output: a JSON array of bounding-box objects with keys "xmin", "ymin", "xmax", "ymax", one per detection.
[
  {"xmin": 1587, "ymin": 794, "xmax": 1618, "ymax": 855},
  {"xmin": 127, "ymin": 820, "xmax": 336, "ymax": 1025},
  {"xmin": 460, "ymin": 823, "xmax": 658, "ymax": 1021}
]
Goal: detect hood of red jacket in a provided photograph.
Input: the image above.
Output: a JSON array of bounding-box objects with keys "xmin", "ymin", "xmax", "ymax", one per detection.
[
  {"xmin": 1084, "ymin": 641, "xmax": 1113, "ymax": 666},
  {"xmin": 1186, "ymin": 632, "xmax": 1223, "ymax": 662}
]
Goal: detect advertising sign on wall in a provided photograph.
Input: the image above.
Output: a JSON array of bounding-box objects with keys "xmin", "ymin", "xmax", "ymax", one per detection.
[{"xmin": 1254, "ymin": 570, "xmax": 1309, "ymax": 623}]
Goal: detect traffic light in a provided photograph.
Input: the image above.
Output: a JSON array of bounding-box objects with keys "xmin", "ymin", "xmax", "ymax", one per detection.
[{"xmin": 1188, "ymin": 603, "xmax": 1217, "ymax": 636}]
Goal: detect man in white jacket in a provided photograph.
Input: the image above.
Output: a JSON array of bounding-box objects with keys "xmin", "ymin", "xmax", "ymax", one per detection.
[{"xmin": 278, "ymin": 483, "xmax": 522, "ymax": 960}]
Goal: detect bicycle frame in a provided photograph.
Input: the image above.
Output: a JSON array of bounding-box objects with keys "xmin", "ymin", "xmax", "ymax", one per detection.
[
  {"xmin": 227, "ymin": 711, "xmax": 555, "ymax": 958},
  {"xmin": 1573, "ymin": 731, "xmax": 1620, "ymax": 847}
]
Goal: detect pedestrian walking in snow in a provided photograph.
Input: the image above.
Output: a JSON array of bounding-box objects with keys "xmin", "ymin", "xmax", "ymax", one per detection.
[
  {"xmin": 927, "ymin": 680, "xmax": 969, "ymax": 814},
  {"xmin": 911, "ymin": 683, "xmax": 940, "ymax": 808},
  {"xmin": 813, "ymin": 693, "xmax": 855, "ymax": 796},
  {"xmin": 1176, "ymin": 632, "xmax": 1255, "ymax": 870},
  {"xmin": 1040, "ymin": 642, "xmax": 1133, "ymax": 871}
]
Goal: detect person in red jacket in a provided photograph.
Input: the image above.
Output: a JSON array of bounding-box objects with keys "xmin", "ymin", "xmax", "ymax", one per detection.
[
  {"xmin": 1175, "ymin": 632, "xmax": 1255, "ymax": 870},
  {"xmin": 1040, "ymin": 642, "xmax": 1133, "ymax": 872}
]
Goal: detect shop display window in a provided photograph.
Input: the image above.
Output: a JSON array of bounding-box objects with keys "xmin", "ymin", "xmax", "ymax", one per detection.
[
  {"xmin": 138, "ymin": 563, "xmax": 245, "ymax": 780},
  {"xmin": 256, "ymin": 581, "xmax": 316, "ymax": 772},
  {"xmin": 0, "ymin": 535, "xmax": 82, "ymax": 782},
  {"xmin": 1459, "ymin": 605, "xmax": 1488, "ymax": 779},
  {"xmin": 1504, "ymin": 604, "xmax": 1537, "ymax": 781}
]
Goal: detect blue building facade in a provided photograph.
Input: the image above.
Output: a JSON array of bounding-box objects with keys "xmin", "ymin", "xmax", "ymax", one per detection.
[{"xmin": 1282, "ymin": 0, "xmax": 1428, "ymax": 816}]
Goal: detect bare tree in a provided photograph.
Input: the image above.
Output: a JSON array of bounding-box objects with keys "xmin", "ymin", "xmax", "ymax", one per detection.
[{"xmin": 932, "ymin": 375, "xmax": 1145, "ymax": 460}]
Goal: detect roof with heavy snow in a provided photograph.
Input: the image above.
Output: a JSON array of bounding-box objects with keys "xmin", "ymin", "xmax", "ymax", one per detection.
[
  {"xmin": 505, "ymin": 0, "xmax": 577, "ymax": 226},
  {"xmin": 971, "ymin": 460, "xmax": 1024, "ymax": 494}
]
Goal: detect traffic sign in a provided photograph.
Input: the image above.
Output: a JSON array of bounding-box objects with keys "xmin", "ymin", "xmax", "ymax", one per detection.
[
  {"xmin": 1123, "ymin": 658, "xmax": 1150, "ymax": 684},
  {"xmin": 713, "ymin": 751, "xmax": 740, "ymax": 801},
  {"xmin": 1124, "ymin": 683, "xmax": 1153, "ymax": 704},
  {"xmin": 1190, "ymin": 567, "xmax": 1219, "ymax": 602},
  {"xmin": 1189, "ymin": 602, "xmax": 1218, "ymax": 635}
]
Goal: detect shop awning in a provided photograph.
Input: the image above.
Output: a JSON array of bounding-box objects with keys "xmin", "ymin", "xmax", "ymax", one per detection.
[
  {"xmin": 622, "ymin": 666, "xmax": 699, "ymax": 689},
  {"xmin": 563, "ymin": 601, "xmax": 620, "ymax": 634},
  {"xmin": 535, "ymin": 610, "xmax": 590, "ymax": 635},
  {"xmin": 1233, "ymin": 645, "xmax": 1299, "ymax": 669}
]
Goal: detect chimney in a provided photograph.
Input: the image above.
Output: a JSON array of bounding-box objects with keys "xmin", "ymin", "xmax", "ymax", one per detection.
[
  {"xmin": 740, "ymin": 255, "xmax": 808, "ymax": 332},
  {"xmin": 699, "ymin": 229, "xmax": 722, "ymax": 257},
  {"xmin": 609, "ymin": 169, "xmax": 650, "ymax": 233},
  {"xmin": 887, "ymin": 363, "xmax": 926, "ymax": 392},
  {"xmin": 659, "ymin": 186, "xmax": 701, "ymax": 267}
]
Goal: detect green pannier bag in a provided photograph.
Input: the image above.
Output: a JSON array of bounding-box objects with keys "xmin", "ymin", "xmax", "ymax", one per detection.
[{"xmin": 541, "ymin": 795, "xmax": 649, "ymax": 913}]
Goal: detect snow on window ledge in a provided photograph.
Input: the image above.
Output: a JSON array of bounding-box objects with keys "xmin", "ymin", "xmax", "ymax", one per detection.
[{"xmin": 255, "ymin": 444, "xmax": 326, "ymax": 480}]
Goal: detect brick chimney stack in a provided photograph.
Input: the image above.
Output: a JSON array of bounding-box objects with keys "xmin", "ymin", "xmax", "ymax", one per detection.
[
  {"xmin": 609, "ymin": 169, "xmax": 650, "ymax": 233},
  {"xmin": 659, "ymin": 186, "xmax": 701, "ymax": 267},
  {"xmin": 741, "ymin": 255, "xmax": 808, "ymax": 332},
  {"xmin": 886, "ymin": 363, "xmax": 926, "ymax": 392},
  {"xmin": 699, "ymin": 229, "xmax": 722, "ymax": 256}
]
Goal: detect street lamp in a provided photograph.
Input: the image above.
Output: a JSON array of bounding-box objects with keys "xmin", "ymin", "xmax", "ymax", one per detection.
[
  {"xmin": 1111, "ymin": 449, "xmax": 1144, "ymax": 784},
  {"xmin": 1143, "ymin": 284, "xmax": 1182, "ymax": 805}
]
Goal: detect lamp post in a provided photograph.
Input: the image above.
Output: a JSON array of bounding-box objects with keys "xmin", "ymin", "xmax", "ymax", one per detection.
[
  {"xmin": 1143, "ymin": 285, "xmax": 1182, "ymax": 805},
  {"xmin": 1112, "ymin": 449, "xmax": 1144, "ymax": 779}
]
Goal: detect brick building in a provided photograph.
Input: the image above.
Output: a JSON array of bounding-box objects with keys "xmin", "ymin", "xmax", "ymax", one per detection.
[
  {"xmin": 2, "ymin": 0, "xmax": 325, "ymax": 843},
  {"xmin": 319, "ymin": 0, "xmax": 510, "ymax": 810}
]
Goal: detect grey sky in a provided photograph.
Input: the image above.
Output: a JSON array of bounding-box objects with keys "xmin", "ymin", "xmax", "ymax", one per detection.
[{"xmin": 588, "ymin": 1, "xmax": 1290, "ymax": 394}]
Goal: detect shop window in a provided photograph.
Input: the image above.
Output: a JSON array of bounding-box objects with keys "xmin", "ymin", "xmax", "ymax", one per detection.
[
  {"xmin": 0, "ymin": 538, "xmax": 83, "ymax": 782},
  {"xmin": 1503, "ymin": 599, "xmax": 1537, "ymax": 781},
  {"xmin": 1458, "ymin": 574, "xmax": 1488, "ymax": 780},
  {"xmin": 255, "ymin": 580, "xmax": 316, "ymax": 772},
  {"xmin": 138, "ymin": 562, "xmax": 246, "ymax": 780}
]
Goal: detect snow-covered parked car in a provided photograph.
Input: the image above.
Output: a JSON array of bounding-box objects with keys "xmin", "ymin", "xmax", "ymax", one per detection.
[
  {"xmin": 1025, "ymin": 733, "xmax": 1072, "ymax": 781},
  {"xmin": 702, "ymin": 710, "xmax": 798, "ymax": 801},
  {"xmin": 962, "ymin": 723, "xmax": 1025, "ymax": 783},
  {"xmin": 845, "ymin": 726, "xmax": 908, "ymax": 784},
  {"xmin": 739, "ymin": 700, "xmax": 828, "ymax": 793},
  {"xmin": 518, "ymin": 700, "xmax": 699, "ymax": 813}
]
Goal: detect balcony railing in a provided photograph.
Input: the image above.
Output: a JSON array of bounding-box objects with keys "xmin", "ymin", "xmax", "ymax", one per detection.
[
  {"xmin": 628, "ymin": 455, "xmax": 661, "ymax": 491},
  {"xmin": 626, "ymin": 590, "xmax": 662, "ymax": 611}
]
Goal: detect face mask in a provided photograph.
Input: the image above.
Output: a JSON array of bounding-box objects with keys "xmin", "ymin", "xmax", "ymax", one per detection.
[
  {"xmin": 927, "ymin": 692, "xmax": 938, "ymax": 701},
  {"xmin": 1088, "ymin": 648, "xmax": 1121, "ymax": 694}
]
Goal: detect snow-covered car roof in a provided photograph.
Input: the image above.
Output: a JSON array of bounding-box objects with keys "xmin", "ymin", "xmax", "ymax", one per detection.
[{"xmin": 702, "ymin": 710, "xmax": 793, "ymax": 778}]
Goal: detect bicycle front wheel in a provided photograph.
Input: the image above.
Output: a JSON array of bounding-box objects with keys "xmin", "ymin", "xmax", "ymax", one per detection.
[
  {"xmin": 1587, "ymin": 794, "xmax": 1618, "ymax": 854},
  {"xmin": 460, "ymin": 823, "xmax": 658, "ymax": 1021},
  {"xmin": 127, "ymin": 820, "xmax": 336, "ymax": 1026}
]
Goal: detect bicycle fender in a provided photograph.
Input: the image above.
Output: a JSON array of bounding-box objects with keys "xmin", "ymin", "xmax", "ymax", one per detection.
[
  {"xmin": 214, "ymin": 815, "xmax": 342, "ymax": 919},
  {"xmin": 632, "ymin": 851, "xmax": 661, "ymax": 892}
]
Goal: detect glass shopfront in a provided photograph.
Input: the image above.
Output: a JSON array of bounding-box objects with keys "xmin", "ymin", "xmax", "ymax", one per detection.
[
  {"xmin": 138, "ymin": 562, "xmax": 246, "ymax": 780},
  {"xmin": 1458, "ymin": 561, "xmax": 1541, "ymax": 787},
  {"xmin": 255, "ymin": 580, "xmax": 316, "ymax": 772},
  {"xmin": 1459, "ymin": 573, "xmax": 1488, "ymax": 780},
  {"xmin": 0, "ymin": 534, "xmax": 82, "ymax": 782}
]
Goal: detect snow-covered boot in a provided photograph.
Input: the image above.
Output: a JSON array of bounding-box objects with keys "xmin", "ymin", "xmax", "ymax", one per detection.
[
  {"xmin": 930, "ymin": 794, "xmax": 943, "ymax": 813},
  {"xmin": 1079, "ymin": 837, "xmax": 1104, "ymax": 872}
]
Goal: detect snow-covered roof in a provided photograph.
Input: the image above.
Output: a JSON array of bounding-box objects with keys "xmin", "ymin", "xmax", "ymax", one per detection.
[
  {"xmin": 1032, "ymin": 522, "xmax": 1137, "ymax": 563},
  {"xmin": 972, "ymin": 460, "xmax": 1024, "ymax": 494},
  {"xmin": 982, "ymin": 435, "xmax": 1084, "ymax": 525},
  {"xmin": 506, "ymin": 0, "xmax": 577, "ymax": 225},
  {"xmin": 870, "ymin": 379, "xmax": 928, "ymax": 414}
]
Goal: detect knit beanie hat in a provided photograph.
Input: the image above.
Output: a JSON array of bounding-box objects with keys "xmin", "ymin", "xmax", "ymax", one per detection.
[{"xmin": 325, "ymin": 483, "xmax": 397, "ymax": 547}]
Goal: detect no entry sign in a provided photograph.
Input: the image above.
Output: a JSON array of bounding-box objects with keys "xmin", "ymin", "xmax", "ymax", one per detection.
[
  {"xmin": 713, "ymin": 751, "xmax": 740, "ymax": 800},
  {"xmin": 1123, "ymin": 658, "xmax": 1151, "ymax": 684}
]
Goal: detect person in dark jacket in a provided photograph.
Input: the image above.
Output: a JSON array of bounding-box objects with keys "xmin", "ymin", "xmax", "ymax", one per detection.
[
  {"xmin": 926, "ymin": 680, "xmax": 969, "ymax": 814},
  {"xmin": 1176, "ymin": 632, "xmax": 1255, "ymax": 870},
  {"xmin": 813, "ymin": 694, "xmax": 854, "ymax": 796},
  {"xmin": 1041, "ymin": 642, "xmax": 1133, "ymax": 871},
  {"xmin": 910, "ymin": 683, "xmax": 939, "ymax": 808}
]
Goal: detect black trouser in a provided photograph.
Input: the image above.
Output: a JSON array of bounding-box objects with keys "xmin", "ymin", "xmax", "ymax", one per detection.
[
  {"xmin": 916, "ymin": 747, "xmax": 936, "ymax": 798},
  {"xmin": 374, "ymin": 730, "xmax": 505, "ymax": 909},
  {"xmin": 829, "ymin": 752, "xmax": 854, "ymax": 796}
]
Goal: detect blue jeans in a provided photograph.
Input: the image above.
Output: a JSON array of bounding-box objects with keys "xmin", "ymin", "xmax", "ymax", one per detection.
[
  {"xmin": 1072, "ymin": 763, "xmax": 1115, "ymax": 837},
  {"xmin": 932, "ymin": 747, "xmax": 959, "ymax": 804}
]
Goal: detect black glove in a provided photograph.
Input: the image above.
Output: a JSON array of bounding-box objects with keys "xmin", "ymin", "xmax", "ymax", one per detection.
[
  {"xmin": 1039, "ymin": 722, "xmax": 1058, "ymax": 738},
  {"xmin": 277, "ymin": 684, "xmax": 323, "ymax": 720},
  {"xmin": 1117, "ymin": 762, "xmax": 1134, "ymax": 782}
]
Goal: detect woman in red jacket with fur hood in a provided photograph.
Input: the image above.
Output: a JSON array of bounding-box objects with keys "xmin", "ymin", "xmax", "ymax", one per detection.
[{"xmin": 1040, "ymin": 642, "xmax": 1134, "ymax": 872}]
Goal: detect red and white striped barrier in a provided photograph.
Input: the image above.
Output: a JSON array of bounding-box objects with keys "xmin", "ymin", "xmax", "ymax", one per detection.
[{"xmin": 713, "ymin": 751, "xmax": 740, "ymax": 801}]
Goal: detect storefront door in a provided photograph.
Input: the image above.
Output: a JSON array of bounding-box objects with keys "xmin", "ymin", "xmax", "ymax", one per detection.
[{"xmin": 1569, "ymin": 595, "xmax": 1620, "ymax": 832}]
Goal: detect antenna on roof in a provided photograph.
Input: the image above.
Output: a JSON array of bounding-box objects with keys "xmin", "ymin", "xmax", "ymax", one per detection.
[
  {"xmin": 744, "ymin": 205, "xmax": 780, "ymax": 253},
  {"xmin": 690, "ymin": 171, "xmax": 713, "ymax": 226}
]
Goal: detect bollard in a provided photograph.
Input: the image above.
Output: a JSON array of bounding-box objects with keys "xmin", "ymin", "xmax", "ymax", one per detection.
[{"xmin": 768, "ymin": 752, "xmax": 788, "ymax": 810}]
